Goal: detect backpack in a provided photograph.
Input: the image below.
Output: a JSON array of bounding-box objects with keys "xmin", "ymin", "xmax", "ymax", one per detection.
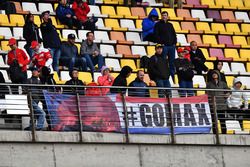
[
  {"xmin": 8, "ymin": 59, "xmax": 23, "ymax": 83},
  {"xmin": 140, "ymin": 56, "xmax": 150, "ymax": 70}
]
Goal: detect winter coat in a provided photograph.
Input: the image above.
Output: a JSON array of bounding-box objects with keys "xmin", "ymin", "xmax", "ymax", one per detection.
[
  {"xmin": 80, "ymin": 40, "xmax": 100, "ymax": 56},
  {"xmin": 61, "ymin": 41, "xmax": 78, "ymax": 59},
  {"xmin": 32, "ymin": 48, "xmax": 53, "ymax": 73},
  {"xmin": 128, "ymin": 78, "xmax": 149, "ymax": 97},
  {"xmin": 207, "ymin": 60, "xmax": 227, "ymax": 84},
  {"xmin": 98, "ymin": 75, "xmax": 114, "ymax": 95},
  {"xmin": 56, "ymin": 4, "xmax": 75, "ymax": 23},
  {"xmin": 174, "ymin": 58, "xmax": 194, "ymax": 82},
  {"xmin": 72, "ymin": 1, "xmax": 90, "ymax": 22},
  {"xmin": 142, "ymin": 8, "xmax": 158, "ymax": 40},
  {"xmin": 154, "ymin": 20, "xmax": 177, "ymax": 45},
  {"xmin": 64, "ymin": 78, "xmax": 85, "ymax": 94},
  {"xmin": 23, "ymin": 21, "xmax": 42, "ymax": 47},
  {"xmin": 7, "ymin": 48, "xmax": 30, "ymax": 72}
]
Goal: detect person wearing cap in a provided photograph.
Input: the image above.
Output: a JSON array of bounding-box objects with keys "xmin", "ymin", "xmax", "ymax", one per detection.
[
  {"xmin": 60, "ymin": 34, "xmax": 87, "ymax": 72},
  {"xmin": 97, "ymin": 66, "xmax": 114, "ymax": 95},
  {"xmin": 24, "ymin": 67, "xmax": 45, "ymax": 131},
  {"xmin": 174, "ymin": 47, "xmax": 194, "ymax": 97},
  {"xmin": 206, "ymin": 70, "xmax": 229, "ymax": 134},
  {"xmin": 142, "ymin": 8, "xmax": 159, "ymax": 42},
  {"xmin": 190, "ymin": 41, "xmax": 208, "ymax": 75},
  {"xmin": 56, "ymin": 0, "xmax": 81, "ymax": 29},
  {"xmin": 154, "ymin": 11, "xmax": 177, "ymax": 79},
  {"xmin": 40, "ymin": 10, "xmax": 61, "ymax": 72},
  {"xmin": 148, "ymin": 44, "xmax": 170, "ymax": 97},
  {"xmin": 23, "ymin": 13, "xmax": 42, "ymax": 58},
  {"xmin": 183, "ymin": 46, "xmax": 191, "ymax": 62},
  {"xmin": 30, "ymin": 41, "xmax": 53, "ymax": 74},
  {"xmin": 7, "ymin": 38, "xmax": 30, "ymax": 94},
  {"xmin": 80, "ymin": 32, "xmax": 104, "ymax": 74},
  {"xmin": 128, "ymin": 70, "xmax": 149, "ymax": 97}
]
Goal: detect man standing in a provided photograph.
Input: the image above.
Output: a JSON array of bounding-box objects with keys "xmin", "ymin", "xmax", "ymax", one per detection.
[
  {"xmin": 154, "ymin": 11, "xmax": 177, "ymax": 79},
  {"xmin": 60, "ymin": 34, "xmax": 86, "ymax": 72},
  {"xmin": 40, "ymin": 10, "xmax": 61, "ymax": 72},
  {"xmin": 80, "ymin": 32, "xmax": 104, "ymax": 75},
  {"xmin": 7, "ymin": 38, "xmax": 30, "ymax": 94},
  {"xmin": 148, "ymin": 44, "xmax": 170, "ymax": 97},
  {"xmin": 128, "ymin": 70, "xmax": 149, "ymax": 97}
]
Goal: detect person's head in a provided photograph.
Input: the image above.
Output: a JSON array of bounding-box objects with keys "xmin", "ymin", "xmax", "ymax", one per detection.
[
  {"xmin": 177, "ymin": 48, "xmax": 184, "ymax": 58},
  {"xmin": 190, "ymin": 41, "xmax": 198, "ymax": 51},
  {"xmin": 155, "ymin": 44, "xmax": 163, "ymax": 55},
  {"xmin": 86, "ymin": 32, "xmax": 94, "ymax": 43},
  {"xmin": 25, "ymin": 13, "xmax": 34, "ymax": 23},
  {"xmin": 149, "ymin": 8, "xmax": 159, "ymax": 21},
  {"xmin": 184, "ymin": 46, "xmax": 191, "ymax": 54},
  {"xmin": 213, "ymin": 60, "xmax": 223, "ymax": 71},
  {"xmin": 68, "ymin": 34, "xmax": 76, "ymax": 45},
  {"xmin": 161, "ymin": 11, "xmax": 168, "ymax": 22},
  {"xmin": 101, "ymin": 66, "xmax": 110, "ymax": 76},
  {"xmin": 8, "ymin": 38, "xmax": 17, "ymax": 50},
  {"xmin": 60, "ymin": 0, "xmax": 67, "ymax": 5},
  {"xmin": 120, "ymin": 66, "xmax": 132, "ymax": 78},
  {"xmin": 233, "ymin": 78, "xmax": 242, "ymax": 90},
  {"xmin": 42, "ymin": 11, "xmax": 50, "ymax": 22},
  {"xmin": 70, "ymin": 69, "xmax": 79, "ymax": 80},
  {"xmin": 30, "ymin": 41, "xmax": 40, "ymax": 52},
  {"xmin": 211, "ymin": 70, "xmax": 219, "ymax": 80},
  {"xmin": 137, "ymin": 70, "xmax": 144, "ymax": 82},
  {"xmin": 31, "ymin": 67, "xmax": 39, "ymax": 78}
]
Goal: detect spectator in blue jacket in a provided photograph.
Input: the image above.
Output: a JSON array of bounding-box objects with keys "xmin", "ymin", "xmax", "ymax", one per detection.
[
  {"xmin": 56, "ymin": 0, "xmax": 81, "ymax": 29},
  {"xmin": 142, "ymin": 8, "xmax": 159, "ymax": 43},
  {"xmin": 128, "ymin": 70, "xmax": 149, "ymax": 97}
]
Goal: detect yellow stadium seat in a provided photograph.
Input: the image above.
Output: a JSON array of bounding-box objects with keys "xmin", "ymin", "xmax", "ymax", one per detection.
[
  {"xmin": 136, "ymin": 19, "xmax": 142, "ymax": 29},
  {"xmin": 127, "ymin": 73, "xmax": 137, "ymax": 85},
  {"xmin": 79, "ymin": 72, "xmax": 93, "ymax": 84},
  {"xmin": 54, "ymin": 3, "xmax": 58, "ymax": 10},
  {"xmin": 233, "ymin": 36, "xmax": 250, "ymax": 48},
  {"xmin": 103, "ymin": 0, "xmax": 119, "ymax": 5},
  {"xmin": 241, "ymin": 24, "xmax": 250, "ymax": 34},
  {"xmin": 101, "ymin": 6, "xmax": 123, "ymax": 18},
  {"xmin": 147, "ymin": 46, "xmax": 155, "ymax": 57},
  {"xmin": 240, "ymin": 49, "xmax": 250, "ymax": 61},
  {"xmin": 0, "ymin": 14, "xmax": 15, "ymax": 26},
  {"xmin": 203, "ymin": 35, "xmax": 225, "ymax": 48},
  {"xmin": 117, "ymin": 7, "xmax": 138, "ymax": 19},
  {"xmin": 161, "ymin": 8, "xmax": 183, "ymax": 21},
  {"xmin": 243, "ymin": 120, "xmax": 250, "ymax": 132},
  {"xmin": 200, "ymin": 48, "xmax": 216, "ymax": 61},
  {"xmin": 146, "ymin": 7, "xmax": 161, "ymax": 18},
  {"xmin": 215, "ymin": 0, "xmax": 233, "ymax": 9},
  {"xmin": 111, "ymin": 72, "xmax": 119, "ymax": 79},
  {"xmin": 1, "ymin": 41, "xmax": 9, "ymax": 52},
  {"xmin": 105, "ymin": 19, "xmax": 127, "ymax": 31},
  {"xmin": 246, "ymin": 63, "xmax": 250, "ymax": 72},
  {"xmin": 9, "ymin": 14, "xmax": 25, "ymax": 27},
  {"xmin": 205, "ymin": 62, "xmax": 213, "ymax": 70},
  {"xmin": 244, "ymin": 0, "xmax": 250, "ymax": 7},
  {"xmin": 200, "ymin": 0, "xmax": 218, "ymax": 8},
  {"xmin": 224, "ymin": 48, "xmax": 247, "ymax": 61},
  {"xmin": 120, "ymin": 59, "xmax": 137, "ymax": 71},
  {"xmin": 229, "ymin": 0, "xmax": 247, "ymax": 9},
  {"xmin": 50, "ymin": 16, "xmax": 64, "ymax": 29},
  {"xmin": 225, "ymin": 23, "xmax": 248, "ymax": 35},
  {"xmin": 211, "ymin": 23, "xmax": 233, "ymax": 35},
  {"xmin": 34, "ymin": 15, "xmax": 41, "ymax": 27},
  {"xmin": 196, "ymin": 91, "xmax": 205, "ymax": 96},
  {"xmin": 196, "ymin": 22, "xmax": 218, "ymax": 34},
  {"xmin": 169, "ymin": 21, "xmax": 188, "ymax": 33},
  {"xmin": 226, "ymin": 76, "xmax": 234, "ymax": 88},
  {"xmin": 53, "ymin": 72, "xmax": 65, "ymax": 84},
  {"xmin": 174, "ymin": 74, "xmax": 178, "ymax": 84}
]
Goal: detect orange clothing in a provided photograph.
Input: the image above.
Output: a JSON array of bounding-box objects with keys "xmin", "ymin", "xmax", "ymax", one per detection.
[{"xmin": 97, "ymin": 75, "xmax": 114, "ymax": 95}]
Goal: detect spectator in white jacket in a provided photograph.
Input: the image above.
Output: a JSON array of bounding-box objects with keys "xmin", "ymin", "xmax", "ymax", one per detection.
[{"xmin": 227, "ymin": 78, "xmax": 248, "ymax": 110}]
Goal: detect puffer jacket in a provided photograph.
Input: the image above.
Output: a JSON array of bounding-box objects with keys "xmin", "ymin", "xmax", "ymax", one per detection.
[{"xmin": 142, "ymin": 8, "xmax": 158, "ymax": 40}]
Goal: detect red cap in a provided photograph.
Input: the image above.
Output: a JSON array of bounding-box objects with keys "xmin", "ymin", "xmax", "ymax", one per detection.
[
  {"xmin": 30, "ymin": 41, "xmax": 39, "ymax": 49},
  {"xmin": 177, "ymin": 48, "xmax": 184, "ymax": 53},
  {"xmin": 184, "ymin": 46, "xmax": 191, "ymax": 51},
  {"xmin": 8, "ymin": 38, "xmax": 16, "ymax": 46}
]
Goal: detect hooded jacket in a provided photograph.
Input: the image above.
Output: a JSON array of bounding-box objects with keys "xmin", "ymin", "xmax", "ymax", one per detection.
[
  {"xmin": 227, "ymin": 78, "xmax": 248, "ymax": 109},
  {"xmin": 142, "ymin": 8, "xmax": 158, "ymax": 40},
  {"xmin": 32, "ymin": 47, "xmax": 53, "ymax": 74},
  {"xmin": 97, "ymin": 66, "xmax": 114, "ymax": 95},
  {"xmin": 56, "ymin": 3, "xmax": 75, "ymax": 23},
  {"xmin": 207, "ymin": 60, "xmax": 227, "ymax": 84},
  {"xmin": 72, "ymin": 1, "xmax": 90, "ymax": 22}
]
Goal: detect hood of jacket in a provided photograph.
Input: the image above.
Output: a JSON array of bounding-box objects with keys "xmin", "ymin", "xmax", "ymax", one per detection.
[
  {"xmin": 213, "ymin": 60, "xmax": 223, "ymax": 70},
  {"xmin": 148, "ymin": 8, "xmax": 159, "ymax": 19},
  {"xmin": 233, "ymin": 77, "xmax": 242, "ymax": 86}
]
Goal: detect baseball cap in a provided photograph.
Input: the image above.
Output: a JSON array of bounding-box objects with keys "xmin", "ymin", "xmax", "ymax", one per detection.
[
  {"xmin": 68, "ymin": 34, "xmax": 76, "ymax": 39},
  {"xmin": 155, "ymin": 44, "xmax": 164, "ymax": 48},
  {"xmin": 42, "ymin": 10, "xmax": 50, "ymax": 17},
  {"xmin": 8, "ymin": 38, "xmax": 16, "ymax": 46},
  {"xmin": 30, "ymin": 41, "xmax": 39, "ymax": 49}
]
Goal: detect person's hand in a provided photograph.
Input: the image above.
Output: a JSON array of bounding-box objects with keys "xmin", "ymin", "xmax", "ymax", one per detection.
[
  {"xmin": 73, "ymin": 16, "xmax": 77, "ymax": 19},
  {"xmin": 66, "ymin": 14, "xmax": 71, "ymax": 18},
  {"xmin": 94, "ymin": 51, "xmax": 99, "ymax": 56},
  {"xmin": 19, "ymin": 63, "xmax": 23, "ymax": 67}
]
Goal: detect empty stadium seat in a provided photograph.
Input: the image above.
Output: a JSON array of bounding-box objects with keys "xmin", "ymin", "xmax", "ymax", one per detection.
[
  {"xmin": 225, "ymin": 23, "xmax": 247, "ymax": 35},
  {"xmin": 0, "ymin": 70, "xmax": 11, "ymax": 82},
  {"xmin": 95, "ymin": 31, "xmax": 116, "ymax": 44},
  {"xmin": 193, "ymin": 75, "xmax": 206, "ymax": 88},
  {"xmin": 243, "ymin": 120, "xmax": 250, "ymax": 132},
  {"xmin": 60, "ymin": 71, "xmax": 71, "ymax": 81},
  {"xmin": 220, "ymin": 62, "xmax": 237, "ymax": 75},
  {"xmin": 88, "ymin": 5, "xmax": 108, "ymax": 18},
  {"xmin": 187, "ymin": 34, "xmax": 209, "ymax": 47},
  {"xmin": 196, "ymin": 22, "xmax": 217, "ymax": 34},
  {"xmin": 117, "ymin": 6, "xmax": 138, "ymax": 19},
  {"xmin": 116, "ymin": 44, "xmax": 134, "ymax": 58},
  {"xmin": 100, "ymin": 44, "xmax": 122, "ymax": 57},
  {"xmin": 218, "ymin": 35, "xmax": 240, "ymax": 48},
  {"xmin": 207, "ymin": 10, "xmax": 226, "ymax": 22},
  {"xmin": 79, "ymin": 72, "xmax": 93, "ymax": 84},
  {"xmin": 203, "ymin": 35, "xmax": 225, "ymax": 47},
  {"xmin": 9, "ymin": 14, "xmax": 25, "ymax": 27},
  {"xmin": 0, "ymin": 28, "xmax": 13, "ymax": 39},
  {"xmin": 241, "ymin": 24, "xmax": 250, "ymax": 34},
  {"xmin": 176, "ymin": 34, "xmax": 189, "ymax": 46},
  {"xmin": 120, "ymin": 19, "xmax": 141, "ymax": 31},
  {"xmin": 161, "ymin": 8, "xmax": 183, "ymax": 21},
  {"xmin": 38, "ymin": 3, "xmax": 55, "ymax": 15},
  {"xmin": 1, "ymin": 41, "xmax": 10, "ymax": 52},
  {"xmin": 131, "ymin": 46, "xmax": 147, "ymax": 57},
  {"xmin": 191, "ymin": 9, "xmax": 213, "ymax": 22},
  {"xmin": 229, "ymin": 0, "xmax": 246, "ymax": 9},
  {"xmin": 131, "ymin": 7, "xmax": 146, "ymax": 19},
  {"xmin": 34, "ymin": 15, "xmax": 42, "ymax": 27},
  {"xmin": 233, "ymin": 36, "xmax": 250, "ymax": 48},
  {"xmin": 169, "ymin": 21, "xmax": 188, "ymax": 34},
  {"xmin": 13, "ymin": 27, "xmax": 24, "ymax": 40},
  {"xmin": 93, "ymin": 72, "xmax": 102, "ymax": 82},
  {"xmin": 105, "ymin": 19, "xmax": 127, "ymax": 31},
  {"xmin": 120, "ymin": 59, "xmax": 137, "ymax": 70},
  {"xmin": 101, "ymin": 6, "xmax": 123, "ymax": 18},
  {"xmin": 200, "ymin": 0, "xmax": 218, "ymax": 8},
  {"xmin": 215, "ymin": 0, "xmax": 231, "ymax": 8},
  {"xmin": 211, "ymin": 23, "xmax": 233, "ymax": 35},
  {"xmin": 240, "ymin": 49, "xmax": 250, "ymax": 61},
  {"xmin": 235, "ymin": 12, "xmax": 250, "ymax": 23},
  {"xmin": 126, "ymin": 32, "xmax": 148, "ymax": 45},
  {"xmin": 226, "ymin": 120, "xmax": 243, "ymax": 134},
  {"xmin": 176, "ymin": 9, "xmax": 198, "ymax": 21},
  {"xmin": 220, "ymin": 10, "xmax": 241, "ymax": 23},
  {"xmin": 13, "ymin": 2, "xmax": 29, "ymax": 15},
  {"xmin": 0, "ymin": 57, "xmax": 8, "ymax": 68},
  {"xmin": 224, "ymin": 48, "xmax": 247, "ymax": 62},
  {"xmin": 209, "ymin": 48, "xmax": 232, "ymax": 61},
  {"xmin": 96, "ymin": 18, "xmax": 111, "ymax": 30},
  {"xmin": 135, "ymin": 19, "xmax": 142, "ymax": 29},
  {"xmin": 0, "ymin": 14, "xmax": 15, "ymax": 26},
  {"xmin": 147, "ymin": 46, "xmax": 155, "ymax": 56},
  {"xmin": 78, "ymin": 30, "xmax": 90, "ymax": 41},
  {"xmin": 105, "ymin": 58, "xmax": 121, "ymax": 71},
  {"xmin": 50, "ymin": 16, "xmax": 64, "ymax": 29},
  {"xmin": 22, "ymin": 2, "xmax": 40, "ymax": 14},
  {"xmin": 225, "ymin": 76, "xmax": 234, "ymax": 87},
  {"xmin": 110, "ymin": 31, "xmax": 133, "ymax": 45},
  {"xmin": 231, "ymin": 62, "xmax": 247, "ymax": 74},
  {"xmin": 181, "ymin": 22, "xmax": 202, "ymax": 34}
]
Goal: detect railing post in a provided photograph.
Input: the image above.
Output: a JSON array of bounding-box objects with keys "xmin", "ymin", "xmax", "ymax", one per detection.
[
  {"xmin": 76, "ymin": 92, "xmax": 83, "ymax": 142},
  {"xmin": 212, "ymin": 95, "xmax": 220, "ymax": 145},
  {"xmin": 27, "ymin": 91, "xmax": 36, "ymax": 142},
  {"xmin": 121, "ymin": 93, "xmax": 130, "ymax": 143},
  {"xmin": 166, "ymin": 91, "xmax": 175, "ymax": 144}
]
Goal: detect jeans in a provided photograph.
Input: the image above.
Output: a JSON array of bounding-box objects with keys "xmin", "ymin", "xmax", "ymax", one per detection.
[
  {"xmin": 50, "ymin": 48, "xmax": 61, "ymax": 72},
  {"xmin": 60, "ymin": 57, "xmax": 87, "ymax": 72},
  {"xmin": 178, "ymin": 80, "xmax": 194, "ymax": 97},
  {"xmin": 83, "ymin": 54, "xmax": 104, "ymax": 72},
  {"xmin": 29, "ymin": 101, "xmax": 45, "ymax": 129},
  {"xmin": 162, "ymin": 45, "xmax": 176, "ymax": 79},
  {"xmin": 155, "ymin": 79, "xmax": 170, "ymax": 98}
]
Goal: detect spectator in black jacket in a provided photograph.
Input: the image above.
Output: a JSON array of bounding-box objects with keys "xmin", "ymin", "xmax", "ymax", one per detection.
[
  {"xmin": 190, "ymin": 41, "xmax": 208, "ymax": 75},
  {"xmin": 64, "ymin": 69, "xmax": 85, "ymax": 95},
  {"xmin": 174, "ymin": 48, "xmax": 194, "ymax": 97},
  {"xmin": 40, "ymin": 11, "xmax": 61, "ymax": 72},
  {"xmin": 0, "ymin": 71, "xmax": 9, "ymax": 99},
  {"xmin": 207, "ymin": 60, "xmax": 227, "ymax": 85},
  {"xmin": 128, "ymin": 70, "xmax": 149, "ymax": 97},
  {"xmin": 23, "ymin": 13, "xmax": 42, "ymax": 58},
  {"xmin": 154, "ymin": 11, "xmax": 177, "ymax": 79},
  {"xmin": 148, "ymin": 44, "xmax": 170, "ymax": 97},
  {"xmin": 60, "ymin": 34, "xmax": 86, "ymax": 72},
  {"xmin": 110, "ymin": 66, "xmax": 132, "ymax": 94}
]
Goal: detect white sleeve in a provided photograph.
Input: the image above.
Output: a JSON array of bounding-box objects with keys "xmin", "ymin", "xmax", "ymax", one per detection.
[
  {"xmin": 242, "ymin": 92, "xmax": 249, "ymax": 109},
  {"xmin": 45, "ymin": 58, "xmax": 53, "ymax": 67}
]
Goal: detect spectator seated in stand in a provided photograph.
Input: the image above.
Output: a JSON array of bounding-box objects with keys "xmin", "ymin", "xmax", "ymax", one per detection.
[
  {"xmin": 183, "ymin": 46, "xmax": 191, "ymax": 62},
  {"xmin": 128, "ymin": 70, "xmax": 149, "ymax": 97},
  {"xmin": 190, "ymin": 41, "xmax": 208, "ymax": 75},
  {"xmin": 207, "ymin": 60, "xmax": 227, "ymax": 85},
  {"xmin": 64, "ymin": 69, "xmax": 85, "ymax": 95},
  {"xmin": 142, "ymin": 8, "xmax": 159, "ymax": 43},
  {"xmin": 56, "ymin": 0, "xmax": 81, "ymax": 29},
  {"xmin": 60, "ymin": 34, "xmax": 87, "ymax": 72},
  {"xmin": 97, "ymin": 66, "xmax": 114, "ymax": 95}
]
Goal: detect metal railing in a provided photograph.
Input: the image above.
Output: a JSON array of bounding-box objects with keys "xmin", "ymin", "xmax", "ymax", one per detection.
[{"xmin": 0, "ymin": 83, "xmax": 250, "ymax": 144}]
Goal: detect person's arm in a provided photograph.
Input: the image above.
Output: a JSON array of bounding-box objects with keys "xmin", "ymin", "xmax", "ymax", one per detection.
[
  {"xmin": 242, "ymin": 92, "xmax": 249, "ymax": 109},
  {"xmin": 170, "ymin": 23, "xmax": 177, "ymax": 45},
  {"xmin": 80, "ymin": 41, "xmax": 88, "ymax": 55},
  {"xmin": 198, "ymin": 49, "xmax": 206, "ymax": 63},
  {"xmin": 142, "ymin": 19, "xmax": 154, "ymax": 32},
  {"xmin": 44, "ymin": 51, "xmax": 53, "ymax": 67},
  {"xmin": 21, "ymin": 49, "xmax": 30, "ymax": 66},
  {"xmin": 153, "ymin": 22, "xmax": 160, "ymax": 43},
  {"xmin": 82, "ymin": 2, "xmax": 90, "ymax": 14},
  {"xmin": 97, "ymin": 76, "xmax": 106, "ymax": 86},
  {"xmin": 7, "ymin": 53, "xmax": 12, "ymax": 65}
]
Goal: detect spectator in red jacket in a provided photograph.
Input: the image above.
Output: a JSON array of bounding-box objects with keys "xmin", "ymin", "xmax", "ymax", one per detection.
[
  {"xmin": 97, "ymin": 66, "xmax": 114, "ymax": 95},
  {"xmin": 72, "ymin": 0, "xmax": 97, "ymax": 31},
  {"xmin": 30, "ymin": 41, "xmax": 53, "ymax": 74},
  {"xmin": 7, "ymin": 38, "xmax": 30, "ymax": 94}
]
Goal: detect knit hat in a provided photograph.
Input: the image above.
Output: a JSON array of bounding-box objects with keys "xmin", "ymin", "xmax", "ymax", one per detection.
[
  {"xmin": 100, "ymin": 66, "xmax": 110, "ymax": 75},
  {"xmin": 233, "ymin": 78, "xmax": 242, "ymax": 85}
]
